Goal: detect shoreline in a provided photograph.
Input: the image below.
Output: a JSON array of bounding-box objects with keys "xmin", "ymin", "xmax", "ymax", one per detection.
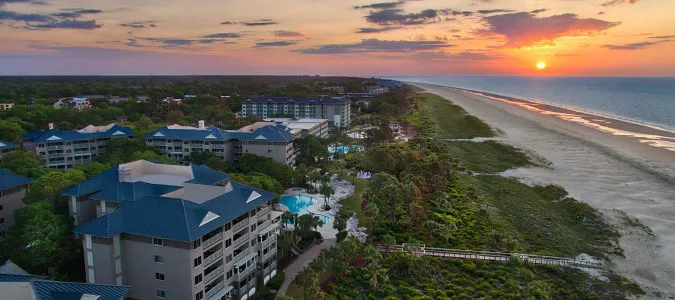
[{"xmin": 408, "ymin": 82, "xmax": 675, "ymax": 294}]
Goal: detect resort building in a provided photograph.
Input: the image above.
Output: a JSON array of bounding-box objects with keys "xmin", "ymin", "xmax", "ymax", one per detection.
[
  {"xmin": 20, "ymin": 124, "xmax": 135, "ymax": 170},
  {"xmin": 63, "ymin": 160, "xmax": 282, "ymax": 300},
  {"xmin": 262, "ymin": 118, "xmax": 329, "ymax": 139},
  {"xmin": 0, "ymin": 169, "xmax": 33, "ymax": 240},
  {"xmin": 53, "ymin": 98, "xmax": 92, "ymax": 110},
  {"xmin": 146, "ymin": 121, "xmax": 295, "ymax": 165},
  {"xmin": 241, "ymin": 96, "xmax": 351, "ymax": 128},
  {"xmin": 0, "ymin": 140, "xmax": 18, "ymax": 163},
  {"xmin": 0, "ymin": 260, "xmax": 131, "ymax": 299},
  {"xmin": 0, "ymin": 103, "xmax": 14, "ymax": 111}
]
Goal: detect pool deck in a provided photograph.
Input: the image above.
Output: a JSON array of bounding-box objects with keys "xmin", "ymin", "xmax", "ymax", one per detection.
[{"xmin": 280, "ymin": 178, "xmax": 358, "ymax": 239}]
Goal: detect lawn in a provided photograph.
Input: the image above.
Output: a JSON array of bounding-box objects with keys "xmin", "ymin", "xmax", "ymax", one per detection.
[{"xmin": 338, "ymin": 177, "xmax": 367, "ymax": 223}]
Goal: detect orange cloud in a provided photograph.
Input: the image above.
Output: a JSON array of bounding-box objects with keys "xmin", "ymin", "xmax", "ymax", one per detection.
[{"xmin": 481, "ymin": 12, "xmax": 620, "ymax": 47}]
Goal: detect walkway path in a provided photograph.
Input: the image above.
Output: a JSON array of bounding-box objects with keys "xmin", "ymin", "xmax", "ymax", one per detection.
[
  {"xmin": 277, "ymin": 238, "xmax": 337, "ymax": 296},
  {"xmin": 378, "ymin": 245, "xmax": 602, "ymax": 269}
]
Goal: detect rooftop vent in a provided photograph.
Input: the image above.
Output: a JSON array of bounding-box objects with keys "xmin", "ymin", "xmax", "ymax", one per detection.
[{"xmin": 118, "ymin": 167, "xmax": 132, "ymax": 183}]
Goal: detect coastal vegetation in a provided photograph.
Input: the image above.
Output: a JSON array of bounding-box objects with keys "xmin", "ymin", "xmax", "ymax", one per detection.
[
  {"xmin": 283, "ymin": 86, "xmax": 642, "ymax": 299},
  {"xmin": 408, "ymin": 93, "xmax": 494, "ymax": 139}
]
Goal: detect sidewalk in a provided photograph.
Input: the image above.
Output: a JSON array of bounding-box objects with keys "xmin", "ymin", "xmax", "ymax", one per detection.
[{"xmin": 276, "ymin": 238, "xmax": 337, "ymax": 296}]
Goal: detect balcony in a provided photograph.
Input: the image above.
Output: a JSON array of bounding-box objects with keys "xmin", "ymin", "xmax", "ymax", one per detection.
[
  {"xmin": 47, "ymin": 145, "xmax": 63, "ymax": 150},
  {"xmin": 204, "ymin": 264, "xmax": 225, "ymax": 283},
  {"xmin": 258, "ymin": 206, "xmax": 272, "ymax": 217},
  {"xmin": 47, "ymin": 153, "xmax": 65, "ymax": 158},
  {"xmin": 206, "ymin": 284, "xmax": 232, "ymax": 300},
  {"xmin": 233, "ymin": 248, "xmax": 251, "ymax": 264},
  {"xmin": 262, "ymin": 249, "xmax": 276, "ymax": 263},
  {"xmin": 233, "ymin": 233, "xmax": 249, "ymax": 249},
  {"xmin": 204, "ymin": 248, "xmax": 224, "ymax": 266},
  {"xmin": 232, "ymin": 219, "xmax": 249, "ymax": 232},
  {"xmin": 258, "ymin": 236, "xmax": 274, "ymax": 250},
  {"xmin": 234, "ymin": 266, "xmax": 255, "ymax": 281},
  {"xmin": 203, "ymin": 233, "xmax": 223, "ymax": 249}
]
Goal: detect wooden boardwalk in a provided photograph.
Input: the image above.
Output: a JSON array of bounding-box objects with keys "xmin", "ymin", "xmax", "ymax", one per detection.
[{"xmin": 377, "ymin": 244, "xmax": 602, "ymax": 269}]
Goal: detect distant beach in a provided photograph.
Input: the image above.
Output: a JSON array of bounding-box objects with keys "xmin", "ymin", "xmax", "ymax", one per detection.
[{"xmin": 411, "ymin": 82, "xmax": 675, "ymax": 294}]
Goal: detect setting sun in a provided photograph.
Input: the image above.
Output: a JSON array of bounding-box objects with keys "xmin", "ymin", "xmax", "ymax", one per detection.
[{"xmin": 537, "ymin": 62, "xmax": 547, "ymax": 70}]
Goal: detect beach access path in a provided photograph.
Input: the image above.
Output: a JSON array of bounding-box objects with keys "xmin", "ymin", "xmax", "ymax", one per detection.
[{"xmin": 277, "ymin": 238, "xmax": 337, "ymax": 296}]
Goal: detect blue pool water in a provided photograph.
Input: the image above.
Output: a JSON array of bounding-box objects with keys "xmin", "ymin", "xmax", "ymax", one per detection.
[{"xmin": 279, "ymin": 195, "xmax": 330, "ymax": 224}]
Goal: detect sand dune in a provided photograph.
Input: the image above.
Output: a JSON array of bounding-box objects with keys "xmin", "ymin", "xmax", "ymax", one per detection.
[{"xmin": 412, "ymin": 83, "xmax": 675, "ymax": 294}]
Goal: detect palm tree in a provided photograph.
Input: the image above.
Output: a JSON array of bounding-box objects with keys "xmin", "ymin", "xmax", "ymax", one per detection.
[
  {"xmin": 380, "ymin": 234, "xmax": 396, "ymax": 256},
  {"xmin": 308, "ymin": 169, "xmax": 322, "ymax": 193},
  {"xmin": 363, "ymin": 246, "xmax": 387, "ymax": 291},
  {"xmin": 277, "ymin": 231, "xmax": 296, "ymax": 259},
  {"xmin": 281, "ymin": 211, "xmax": 293, "ymax": 228},
  {"xmin": 318, "ymin": 182, "xmax": 335, "ymax": 210}
]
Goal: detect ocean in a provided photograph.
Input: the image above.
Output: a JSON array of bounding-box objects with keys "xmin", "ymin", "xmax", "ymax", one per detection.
[{"xmin": 389, "ymin": 76, "xmax": 675, "ymax": 132}]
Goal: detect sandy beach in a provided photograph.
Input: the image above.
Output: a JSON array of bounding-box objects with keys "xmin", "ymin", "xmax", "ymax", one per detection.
[{"xmin": 411, "ymin": 82, "xmax": 675, "ymax": 294}]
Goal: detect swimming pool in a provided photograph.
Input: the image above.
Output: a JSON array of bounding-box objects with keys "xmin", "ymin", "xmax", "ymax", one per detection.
[{"xmin": 279, "ymin": 195, "xmax": 330, "ymax": 224}]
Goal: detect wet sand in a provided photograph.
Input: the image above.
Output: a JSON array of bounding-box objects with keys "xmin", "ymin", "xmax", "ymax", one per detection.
[{"xmin": 411, "ymin": 83, "xmax": 675, "ymax": 294}]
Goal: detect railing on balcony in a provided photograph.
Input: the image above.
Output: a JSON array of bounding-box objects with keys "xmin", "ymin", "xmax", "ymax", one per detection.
[
  {"xmin": 233, "ymin": 249, "xmax": 249, "ymax": 263},
  {"xmin": 262, "ymin": 249, "xmax": 276, "ymax": 262},
  {"xmin": 203, "ymin": 233, "xmax": 223, "ymax": 249},
  {"xmin": 204, "ymin": 248, "xmax": 224, "ymax": 266},
  {"xmin": 233, "ymin": 233, "xmax": 249, "ymax": 249},
  {"xmin": 232, "ymin": 219, "xmax": 249, "ymax": 232},
  {"xmin": 205, "ymin": 264, "xmax": 225, "ymax": 283},
  {"xmin": 258, "ymin": 236, "xmax": 274, "ymax": 250},
  {"xmin": 257, "ymin": 219, "xmax": 272, "ymax": 230},
  {"xmin": 234, "ymin": 266, "xmax": 254, "ymax": 281},
  {"xmin": 205, "ymin": 281, "xmax": 225, "ymax": 299},
  {"xmin": 258, "ymin": 206, "xmax": 272, "ymax": 217}
]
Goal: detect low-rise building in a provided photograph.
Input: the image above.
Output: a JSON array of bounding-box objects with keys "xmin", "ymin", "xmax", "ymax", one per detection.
[
  {"xmin": 64, "ymin": 160, "xmax": 282, "ymax": 300},
  {"xmin": 262, "ymin": 118, "xmax": 329, "ymax": 138},
  {"xmin": 163, "ymin": 97, "xmax": 182, "ymax": 104},
  {"xmin": 53, "ymin": 98, "xmax": 93, "ymax": 110},
  {"xmin": 241, "ymin": 96, "xmax": 350, "ymax": 128},
  {"xmin": 0, "ymin": 103, "xmax": 14, "ymax": 111},
  {"xmin": 146, "ymin": 121, "xmax": 295, "ymax": 165},
  {"xmin": 0, "ymin": 260, "xmax": 131, "ymax": 300},
  {"xmin": 0, "ymin": 140, "xmax": 18, "ymax": 163},
  {"xmin": 0, "ymin": 170, "xmax": 33, "ymax": 240},
  {"xmin": 20, "ymin": 124, "xmax": 135, "ymax": 170}
]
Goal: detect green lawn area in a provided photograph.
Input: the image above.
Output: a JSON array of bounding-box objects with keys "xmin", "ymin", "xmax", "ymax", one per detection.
[
  {"xmin": 338, "ymin": 177, "xmax": 367, "ymax": 223},
  {"xmin": 444, "ymin": 140, "xmax": 535, "ymax": 173},
  {"xmin": 414, "ymin": 93, "xmax": 494, "ymax": 139}
]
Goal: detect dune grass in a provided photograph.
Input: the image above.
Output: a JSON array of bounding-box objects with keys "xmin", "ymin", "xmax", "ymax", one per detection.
[
  {"xmin": 462, "ymin": 175, "xmax": 622, "ymax": 259},
  {"xmin": 412, "ymin": 93, "xmax": 494, "ymax": 139},
  {"xmin": 444, "ymin": 140, "xmax": 535, "ymax": 173}
]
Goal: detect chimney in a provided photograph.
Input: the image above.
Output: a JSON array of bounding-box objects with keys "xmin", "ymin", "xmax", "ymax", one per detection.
[
  {"xmin": 48, "ymin": 123, "xmax": 54, "ymax": 130},
  {"xmin": 118, "ymin": 167, "xmax": 132, "ymax": 183},
  {"xmin": 198, "ymin": 120, "xmax": 205, "ymax": 129}
]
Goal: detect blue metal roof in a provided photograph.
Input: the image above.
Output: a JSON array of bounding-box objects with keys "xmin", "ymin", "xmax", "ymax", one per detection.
[
  {"xmin": 21, "ymin": 124, "xmax": 135, "ymax": 143},
  {"xmin": 73, "ymin": 182, "xmax": 276, "ymax": 242},
  {"xmin": 0, "ymin": 169, "xmax": 33, "ymax": 191},
  {"xmin": 244, "ymin": 96, "xmax": 347, "ymax": 104},
  {"xmin": 146, "ymin": 126, "xmax": 233, "ymax": 141},
  {"xmin": 0, "ymin": 140, "xmax": 18, "ymax": 151},
  {"xmin": 0, "ymin": 273, "xmax": 130, "ymax": 300},
  {"xmin": 146, "ymin": 124, "xmax": 294, "ymax": 143}
]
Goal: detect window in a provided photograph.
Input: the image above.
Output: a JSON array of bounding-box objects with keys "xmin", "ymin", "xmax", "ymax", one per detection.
[
  {"xmin": 193, "ymin": 239, "xmax": 201, "ymax": 249},
  {"xmin": 155, "ymin": 273, "xmax": 165, "ymax": 281},
  {"xmin": 194, "ymin": 256, "xmax": 202, "ymax": 267},
  {"xmin": 226, "ymin": 254, "xmax": 232, "ymax": 263},
  {"xmin": 156, "ymin": 290, "xmax": 166, "ymax": 298},
  {"xmin": 152, "ymin": 238, "xmax": 164, "ymax": 246},
  {"xmin": 251, "ymin": 238, "xmax": 257, "ymax": 246},
  {"xmin": 267, "ymin": 149, "xmax": 271, "ymax": 153},
  {"xmin": 226, "ymin": 269, "xmax": 233, "ymax": 279},
  {"xmin": 250, "ymin": 224, "xmax": 256, "ymax": 231},
  {"xmin": 0, "ymin": 205, "xmax": 2, "ymax": 211},
  {"xmin": 154, "ymin": 255, "xmax": 164, "ymax": 263},
  {"xmin": 0, "ymin": 218, "xmax": 4, "ymax": 224},
  {"xmin": 194, "ymin": 274, "xmax": 203, "ymax": 285},
  {"xmin": 0, "ymin": 231, "xmax": 4, "ymax": 238},
  {"xmin": 224, "ymin": 223, "xmax": 231, "ymax": 231},
  {"xmin": 225, "ymin": 238, "xmax": 232, "ymax": 248},
  {"xmin": 195, "ymin": 291, "xmax": 204, "ymax": 300}
]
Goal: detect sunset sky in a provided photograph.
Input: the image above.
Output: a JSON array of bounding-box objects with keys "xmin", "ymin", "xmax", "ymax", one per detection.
[{"xmin": 0, "ymin": 0, "xmax": 673, "ymax": 76}]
